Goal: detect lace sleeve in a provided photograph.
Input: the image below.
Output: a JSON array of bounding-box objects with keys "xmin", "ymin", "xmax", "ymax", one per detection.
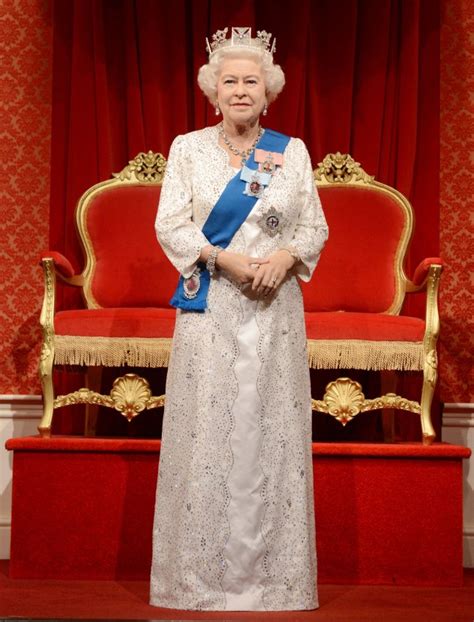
[
  {"xmin": 155, "ymin": 135, "xmax": 209, "ymax": 278},
  {"xmin": 288, "ymin": 139, "xmax": 329, "ymax": 282}
]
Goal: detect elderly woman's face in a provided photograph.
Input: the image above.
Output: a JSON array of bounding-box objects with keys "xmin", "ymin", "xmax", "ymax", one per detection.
[{"xmin": 216, "ymin": 57, "xmax": 266, "ymax": 126}]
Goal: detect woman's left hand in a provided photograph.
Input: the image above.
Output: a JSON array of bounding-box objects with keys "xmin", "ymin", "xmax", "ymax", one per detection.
[{"xmin": 251, "ymin": 250, "xmax": 296, "ymax": 297}]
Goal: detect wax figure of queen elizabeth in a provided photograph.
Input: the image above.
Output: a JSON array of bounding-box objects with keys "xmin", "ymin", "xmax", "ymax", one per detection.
[{"xmin": 150, "ymin": 27, "xmax": 328, "ymax": 611}]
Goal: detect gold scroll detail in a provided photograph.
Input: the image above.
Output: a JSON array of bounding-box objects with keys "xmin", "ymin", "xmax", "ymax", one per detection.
[
  {"xmin": 53, "ymin": 373, "xmax": 165, "ymax": 422},
  {"xmin": 38, "ymin": 259, "xmax": 57, "ymax": 437},
  {"xmin": 314, "ymin": 152, "xmax": 374, "ymax": 184},
  {"xmin": 38, "ymin": 259, "xmax": 55, "ymax": 373},
  {"xmin": 113, "ymin": 150, "xmax": 167, "ymax": 183},
  {"xmin": 312, "ymin": 377, "xmax": 421, "ymax": 426},
  {"xmin": 425, "ymin": 349, "xmax": 438, "ymax": 387}
]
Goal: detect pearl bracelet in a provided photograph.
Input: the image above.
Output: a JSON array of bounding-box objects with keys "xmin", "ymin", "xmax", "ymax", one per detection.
[
  {"xmin": 206, "ymin": 246, "xmax": 223, "ymax": 275},
  {"xmin": 279, "ymin": 246, "xmax": 300, "ymax": 265}
]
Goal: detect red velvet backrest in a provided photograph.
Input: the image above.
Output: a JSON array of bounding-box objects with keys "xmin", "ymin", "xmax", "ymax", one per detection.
[
  {"xmin": 83, "ymin": 185, "xmax": 177, "ymax": 307},
  {"xmin": 301, "ymin": 186, "xmax": 408, "ymax": 312},
  {"xmin": 82, "ymin": 182, "xmax": 408, "ymax": 311}
]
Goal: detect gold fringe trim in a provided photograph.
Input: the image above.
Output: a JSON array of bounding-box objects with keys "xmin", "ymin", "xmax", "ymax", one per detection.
[
  {"xmin": 54, "ymin": 336, "xmax": 424, "ymax": 371},
  {"xmin": 54, "ymin": 336, "xmax": 172, "ymax": 367},
  {"xmin": 307, "ymin": 340, "xmax": 424, "ymax": 371}
]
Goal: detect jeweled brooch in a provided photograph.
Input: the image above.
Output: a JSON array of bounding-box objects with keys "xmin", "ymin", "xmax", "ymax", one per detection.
[
  {"xmin": 183, "ymin": 268, "xmax": 201, "ymax": 299},
  {"xmin": 258, "ymin": 206, "xmax": 284, "ymax": 237},
  {"xmin": 241, "ymin": 166, "xmax": 272, "ymax": 198}
]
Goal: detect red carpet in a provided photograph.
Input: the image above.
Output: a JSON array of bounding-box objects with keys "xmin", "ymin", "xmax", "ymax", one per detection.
[
  {"xmin": 6, "ymin": 437, "xmax": 470, "ymax": 588},
  {"xmin": 1, "ymin": 561, "xmax": 473, "ymax": 621}
]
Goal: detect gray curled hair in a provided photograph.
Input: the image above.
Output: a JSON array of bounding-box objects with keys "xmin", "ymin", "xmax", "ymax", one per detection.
[{"xmin": 197, "ymin": 47, "xmax": 285, "ymax": 105}]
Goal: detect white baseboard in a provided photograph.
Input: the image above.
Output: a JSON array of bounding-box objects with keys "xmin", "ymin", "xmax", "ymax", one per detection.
[
  {"xmin": 0, "ymin": 521, "xmax": 10, "ymax": 559},
  {"xmin": 442, "ymin": 403, "xmax": 474, "ymax": 568},
  {"xmin": 0, "ymin": 394, "xmax": 42, "ymax": 419},
  {"xmin": 442, "ymin": 403, "xmax": 474, "ymax": 427},
  {"xmin": 0, "ymin": 395, "xmax": 43, "ymax": 559},
  {"xmin": 464, "ymin": 528, "xmax": 474, "ymax": 568}
]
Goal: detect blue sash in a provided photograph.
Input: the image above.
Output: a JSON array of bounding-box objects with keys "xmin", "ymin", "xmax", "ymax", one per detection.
[{"xmin": 170, "ymin": 129, "xmax": 291, "ymax": 311}]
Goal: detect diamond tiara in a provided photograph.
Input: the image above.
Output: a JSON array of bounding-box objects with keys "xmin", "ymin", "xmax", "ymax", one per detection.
[{"xmin": 206, "ymin": 27, "xmax": 276, "ymax": 59}]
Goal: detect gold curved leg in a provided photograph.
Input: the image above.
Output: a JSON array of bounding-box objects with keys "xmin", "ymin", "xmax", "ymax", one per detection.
[
  {"xmin": 419, "ymin": 266, "xmax": 442, "ymax": 445},
  {"xmin": 38, "ymin": 258, "xmax": 57, "ymax": 438},
  {"xmin": 420, "ymin": 353, "xmax": 437, "ymax": 445},
  {"xmin": 38, "ymin": 344, "xmax": 54, "ymax": 438}
]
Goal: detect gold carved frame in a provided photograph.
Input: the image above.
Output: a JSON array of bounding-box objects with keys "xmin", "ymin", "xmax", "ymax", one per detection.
[
  {"xmin": 39, "ymin": 150, "xmax": 442, "ymax": 444},
  {"xmin": 80, "ymin": 151, "xmax": 167, "ymax": 308},
  {"xmin": 314, "ymin": 151, "xmax": 413, "ymax": 315},
  {"xmin": 310, "ymin": 153, "xmax": 442, "ymax": 445},
  {"xmin": 38, "ymin": 152, "xmax": 170, "ymax": 437}
]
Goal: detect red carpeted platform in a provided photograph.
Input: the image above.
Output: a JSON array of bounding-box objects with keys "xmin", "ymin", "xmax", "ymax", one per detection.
[{"xmin": 5, "ymin": 437, "xmax": 470, "ymax": 586}]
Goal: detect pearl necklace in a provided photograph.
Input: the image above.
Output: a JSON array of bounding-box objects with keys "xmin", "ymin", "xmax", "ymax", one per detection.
[{"xmin": 219, "ymin": 122, "xmax": 264, "ymax": 165}]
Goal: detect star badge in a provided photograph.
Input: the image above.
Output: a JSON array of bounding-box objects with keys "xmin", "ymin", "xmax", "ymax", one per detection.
[{"xmin": 258, "ymin": 206, "xmax": 285, "ymax": 237}]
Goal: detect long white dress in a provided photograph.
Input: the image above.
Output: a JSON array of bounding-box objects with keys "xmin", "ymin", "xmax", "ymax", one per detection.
[{"xmin": 150, "ymin": 125, "xmax": 328, "ymax": 611}]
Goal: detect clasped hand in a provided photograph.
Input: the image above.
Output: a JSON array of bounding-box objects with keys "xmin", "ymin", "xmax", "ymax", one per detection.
[{"xmin": 216, "ymin": 250, "xmax": 295, "ymax": 296}]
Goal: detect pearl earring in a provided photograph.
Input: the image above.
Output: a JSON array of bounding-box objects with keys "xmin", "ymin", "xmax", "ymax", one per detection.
[
  {"xmin": 215, "ymin": 104, "xmax": 220, "ymax": 116},
  {"xmin": 262, "ymin": 104, "xmax": 268, "ymax": 116}
]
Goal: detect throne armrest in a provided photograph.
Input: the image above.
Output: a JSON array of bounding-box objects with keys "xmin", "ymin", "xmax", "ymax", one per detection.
[
  {"xmin": 39, "ymin": 253, "xmax": 85, "ymax": 341},
  {"xmin": 404, "ymin": 258, "xmax": 444, "ymax": 366},
  {"xmin": 40, "ymin": 251, "xmax": 84, "ymax": 286},
  {"xmin": 405, "ymin": 257, "xmax": 444, "ymax": 292}
]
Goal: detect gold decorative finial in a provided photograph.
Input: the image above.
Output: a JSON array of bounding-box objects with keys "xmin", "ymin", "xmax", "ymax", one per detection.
[
  {"xmin": 314, "ymin": 152, "xmax": 374, "ymax": 184},
  {"xmin": 113, "ymin": 151, "xmax": 167, "ymax": 183}
]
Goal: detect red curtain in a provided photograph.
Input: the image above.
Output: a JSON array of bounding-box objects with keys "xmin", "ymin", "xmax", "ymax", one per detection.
[
  {"xmin": 51, "ymin": 0, "xmax": 439, "ymax": 274},
  {"xmin": 50, "ymin": 0, "xmax": 440, "ymax": 438}
]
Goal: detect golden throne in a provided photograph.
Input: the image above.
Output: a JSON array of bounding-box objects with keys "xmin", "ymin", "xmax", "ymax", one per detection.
[
  {"xmin": 38, "ymin": 151, "xmax": 176, "ymax": 436},
  {"xmin": 303, "ymin": 152, "xmax": 443, "ymax": 445},
  {"xmin": 38, "ymin": 150, "xmax": 442, "ymax": 445}
]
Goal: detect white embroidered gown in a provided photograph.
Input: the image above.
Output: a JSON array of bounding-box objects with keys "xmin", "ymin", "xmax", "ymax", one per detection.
[{"xmin": 150, "ymin": 125, "xmax": 328, "ymax": 611}]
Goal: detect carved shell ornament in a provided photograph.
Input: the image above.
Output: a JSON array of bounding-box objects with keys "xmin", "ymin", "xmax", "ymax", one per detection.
[
  {"xmin": 53, "ymin": 373, "xmax": 165, "ymax": 422},
  {"xmin": 323, "ymin": 377, "xmax": 365, "ymax": 425},
  {"xmin": 110, "ymin": 374, "xmax": 152, "ymax": 421}
]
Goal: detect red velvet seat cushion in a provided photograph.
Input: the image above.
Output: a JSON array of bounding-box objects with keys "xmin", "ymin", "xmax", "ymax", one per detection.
[
  {"xmin": 305, "ymin": 312, "xmax": 425, "ymax": 341},
  {"xmin": 55, "ymin": 308, "xmax": 424, "ymax": 343},
  {"xmin": 55, "ymin": 308, "xmax": 176, "ymax": 338}
]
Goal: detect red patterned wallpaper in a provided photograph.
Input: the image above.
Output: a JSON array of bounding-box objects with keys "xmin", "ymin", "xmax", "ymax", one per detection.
[
  {"xmin": 0, "ymin": 0, "xmax": 51, "ymax": 394},
  {"xmin": 439, "ymin": 0, "xmax": 474, "ymax": 403},
  {"xmin": 0, "ymin": 0, "xmax": 471, "ymax": 403}
]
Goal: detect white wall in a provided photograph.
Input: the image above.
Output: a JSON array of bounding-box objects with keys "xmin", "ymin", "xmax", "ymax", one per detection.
[
  {"xmin": 442, "ymin": 403, "xmax": 474, "ymax": 568},
  {"xmin": 0, "ymin": 395, "xmax": 42, "ymax": 559}
]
